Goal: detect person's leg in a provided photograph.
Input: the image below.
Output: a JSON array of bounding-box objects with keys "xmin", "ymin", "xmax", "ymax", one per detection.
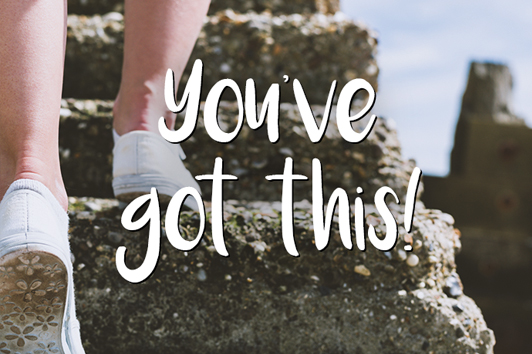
[
  {"xmin": 0, "ymin": 0, "xmax": 68, "ymax": 210},
  {"xmin": 113, "ymin": 0, "xmax": 211, "ymax": 135},
  {"xmin": 0, "ymin": 4, "xmax": 85, "ymax": 353},
  {"xmin": 111, "ymin": 0, "xmax": 210, "ymax": 209}
]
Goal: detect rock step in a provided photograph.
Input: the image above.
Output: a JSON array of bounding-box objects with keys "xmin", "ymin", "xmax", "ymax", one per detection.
[
  {"xmin": 67, "ymin": 0, "xmax": 340, "ymax": 16},
  {"xmin": 69, "ymin": 197, "xmax": 494, "ymax": 353},
  {"xmin": 64, "ymin": 11, "xmax": 378, "ymax": 102},
  {"xmin": 59, "ymin": 99, "xmax": 415, "ymax": 202}
]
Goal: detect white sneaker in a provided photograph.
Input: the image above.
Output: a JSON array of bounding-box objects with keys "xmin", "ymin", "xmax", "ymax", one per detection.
[
  {"xmin": 112, "ymin": 130, "xmax": 201, "ymax": 211},
  {"xmin": 0, "ymin": 179, "xmax": 85, "ymax": 354}
]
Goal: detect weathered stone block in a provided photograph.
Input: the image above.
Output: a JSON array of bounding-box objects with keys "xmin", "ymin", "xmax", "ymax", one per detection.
[
  {"xmin": 67, "ymin": 0, "xmax": 340, "ymax": 16},
  {"xmin": 69, "ymin": 198, "xmax": 494, "ymax": 353},
  {"xmin": 64, "ymin": 12, "xmax": 378, "ymax": 102},
  {"xmin": 59, "ymin": 99, "xmax": 416, "ymax": 203},
  {"xmin": 450, "ymin": 62, "xmax": 526, "ymax": 175}
]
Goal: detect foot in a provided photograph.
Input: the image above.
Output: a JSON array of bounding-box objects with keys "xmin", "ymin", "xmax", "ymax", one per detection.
[
  {"xmin": 112, "ymin": 130, "xmax": 201, "ymax": 211},
  {"xmin": 0, "ymin": 179, "xmax": 85, "ymax": 354}
]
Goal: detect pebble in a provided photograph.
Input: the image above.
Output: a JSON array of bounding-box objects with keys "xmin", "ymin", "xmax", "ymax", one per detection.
[
  {"xmin": 225, "ymin": 274, "xmax": 232, "ymax": 281},
  {"xmin": 384, "ymin": 265, "xmax": 395, "ymax": 273},
  {"xmin": 463, "ymin": 318, "xmax": 473, "ymax": 329},
  {"xmin": 354, "ymin": 265, "xmax": 371, "ymax": 276},
  {"xmin": 455, "ymin": 327, "xmax": 465, "ymax": 338},
  {"xmin": 444, "ymin": 274, "xmax": 463, "ymax": 298},
  {"xmin": 397, "ymin": 290, "xmax": 407, "ymax": 296},
  {"xmin": 452, "ymin": 303, "xmax": 465, "ymax": 313},
  {"xmin": 197, "ymin": 269, "xmax": 207, "ymax": 282},
  {"xmin": 108, "ymin": 231, "xmax": 123, "ymax": 244},
  {"xmin": 102, "ymin": 12, "xmax": 124, "ymax": 22},
  {"xmin": 251, "ymin": 159, "xmax": 268, "ymax": 169},
  {"xmin": 406, "ymin": 254, "xmax": 419, "ymax": 267},
  {"xmin": 76, "ymin": 211, "xmax": 95, "ymax": 221},
  {"xmin": 413, "ymin": 240, "xmax": 423, "ymax": 251},
  {"xmin": 440, "ymin": 213, "xmax": 455, "ymax": 225},
  {"xmin": 60, "ymin": 108, "xmax": 72, "ymax": 117},
  {"xmin": 279, "ymin": 147, "xmax": 294, "ymax": 156},
  {"xmin": 397, "ymin": 249, "xmax": 407, "ymax": 261},
  {"xmin": 428, "ymin": 255, "xmax": 439, "ymax": 264},
  {"xmin": 220, "ymin": 63, "xmax": 231, "ymax": 73}
]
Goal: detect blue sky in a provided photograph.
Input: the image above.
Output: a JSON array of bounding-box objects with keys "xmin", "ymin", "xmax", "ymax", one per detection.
[{"xmin": 341, "ymin": 0, "xmax": 532, "ymax": 176}]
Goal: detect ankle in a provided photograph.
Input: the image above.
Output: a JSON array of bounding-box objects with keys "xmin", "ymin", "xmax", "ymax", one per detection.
[
  {"xmin": 0, "ymin": 156, "xmax": 68, "ymax": 211},
  {"xmin": 113, "ymin": 85, "xmax": 176, "ymax": 136}
]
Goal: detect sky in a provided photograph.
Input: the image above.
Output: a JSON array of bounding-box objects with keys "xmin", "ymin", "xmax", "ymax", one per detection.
[{"xmin": 341, "ymin": 0, "xmax": 532, "ymax": 176}]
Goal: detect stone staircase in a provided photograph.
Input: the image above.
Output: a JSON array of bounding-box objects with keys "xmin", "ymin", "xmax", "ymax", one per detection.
[
  {"xmin": 62, "ymin": 1, "xmax": 495, "ymax": 353},
  {"xmin": 64, "ymin": 9, "xmax": 378, "ymax": 102}
]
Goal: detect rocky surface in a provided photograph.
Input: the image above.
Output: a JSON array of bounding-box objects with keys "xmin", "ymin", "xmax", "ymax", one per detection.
[
  {"xmin": 64, "ymin": 11, "xmax": 378, "ymax": 102},
  {"xmin": 67, "ymin": 0, "xmax": 340, "ymax": 16},
  {"xmin": 59, "ymin": 99, "xmax": 416, "ymax": 203},
  {"xmin": 68, "ymin": 197, "xmax": 495, "ymax": 353}
]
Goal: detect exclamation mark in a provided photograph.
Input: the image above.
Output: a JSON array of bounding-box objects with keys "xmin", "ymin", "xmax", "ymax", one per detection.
[{"xmin": 403, "ymin": 167, "xmax": 422, "ymax": 252}]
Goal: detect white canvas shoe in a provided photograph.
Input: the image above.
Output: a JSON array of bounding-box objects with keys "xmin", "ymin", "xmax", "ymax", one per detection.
[
  {"xmin": 112, "ymin": 130, "xmax": 201, "ymax": 211},
  {"xmin": 0, "ymin": 179, "xmax": 85, "ymax": 354}
]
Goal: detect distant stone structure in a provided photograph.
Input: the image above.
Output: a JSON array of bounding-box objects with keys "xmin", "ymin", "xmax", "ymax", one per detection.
[
  {"xmin": 425, "ymin": 62, "xmax": 532, "ymax": 266},
  {"xmin": 424, "ymin": 61, "xmax": 532, "ymax": 353}
]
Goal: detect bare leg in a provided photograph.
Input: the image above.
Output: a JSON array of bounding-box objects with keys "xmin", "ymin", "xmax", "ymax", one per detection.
[
  {"xmin": 0, "ymin": 0, "xmax": 68, "ymax": 210},
  {"xmin": 113, "ymin": 0, "xmax": 211, "ymax": 135}
]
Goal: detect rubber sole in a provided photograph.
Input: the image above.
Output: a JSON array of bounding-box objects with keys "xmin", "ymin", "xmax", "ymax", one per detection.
[
  {"xmin": 114, "ymin": 178, "xmax": 199, "ymax": 211},
  {"xmin": 0, "ymin": 249, "xmax": 67, "ymax": 354}
]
